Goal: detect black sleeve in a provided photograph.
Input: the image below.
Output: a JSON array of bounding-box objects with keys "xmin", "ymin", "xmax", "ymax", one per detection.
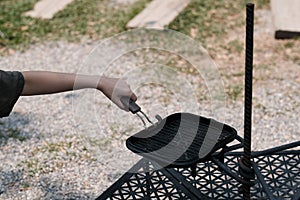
[{"xmin": 0, "ymin": 70, "xmax": 25, "ymax": 118}]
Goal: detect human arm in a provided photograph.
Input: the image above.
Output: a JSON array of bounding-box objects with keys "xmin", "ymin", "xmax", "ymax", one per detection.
[{"xmin": 21, "ymin": 71, "xmax": 137, "ymax": 110}]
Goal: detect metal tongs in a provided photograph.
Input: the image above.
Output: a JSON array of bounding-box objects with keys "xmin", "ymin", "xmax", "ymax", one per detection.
[{"xmin": 120, "ymin": 96, "xmax": 162, "ymax": 128}]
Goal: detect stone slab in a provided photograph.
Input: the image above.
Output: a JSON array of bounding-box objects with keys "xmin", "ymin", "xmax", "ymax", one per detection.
[
  {"xmin": 271, "ymin": 0, "xmax": 300, "ymax": 39},
  {"xmin": 24, "ymin": 0, "xmax": 74, "ymax": 19},
  {"xmin": 127, "ymin": 0, "xmax": 191, "ymax": 29}
]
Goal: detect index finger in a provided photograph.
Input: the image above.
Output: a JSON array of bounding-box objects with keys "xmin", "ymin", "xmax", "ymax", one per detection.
[{"xmin": 130, "ymin": 93, "xmax": 137, "ymax": 101}]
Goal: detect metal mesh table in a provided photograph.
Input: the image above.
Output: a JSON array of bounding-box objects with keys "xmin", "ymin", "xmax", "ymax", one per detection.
[{"xmin": 97, "ymin": 146, "xmax": 300, "ymax": 200}]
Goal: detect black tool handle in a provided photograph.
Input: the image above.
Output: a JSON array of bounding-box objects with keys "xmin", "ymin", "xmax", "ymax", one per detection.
[{"xmin": 120, "ymin": 96, "xmax": 141, "ymax": 114}]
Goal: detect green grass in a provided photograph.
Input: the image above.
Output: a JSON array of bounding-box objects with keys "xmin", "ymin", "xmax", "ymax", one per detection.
[
  {"xmin": 227, "ymin": 84, "xmax": 243, "ymax": 101},
  {"xmin": 222, "ymin": 39, "xmax": 244, "ymax": 54},
  {"xmin": 0, "ymin": 0, "xmax": 150, "ymax": 53},
  {"xmin": 169, "ymin": 0, "xmax": 244, "ymax": 44},
  {"xmin": 0, "ymin": 127, "xmax": 27, "ymax": 144},
  {"xmin": 0, "ymin": 0, "xmax": 270, "ymax": 53},
  {"xmin": 169, "ymin": 0, "xmax": 270, "ymax": 44},
  {"xmin": 256, "ymin": 0, "xmax": 271, "ymax": 9}
]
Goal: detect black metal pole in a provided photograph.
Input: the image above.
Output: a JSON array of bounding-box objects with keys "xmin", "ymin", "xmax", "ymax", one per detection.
[
  {"xmin": 242, "ymin": 3, "xmax": 255, "ymax": 200},
  {"xmin": 244, "ymin": 2, "xmax": 254, "ymax": 169}
]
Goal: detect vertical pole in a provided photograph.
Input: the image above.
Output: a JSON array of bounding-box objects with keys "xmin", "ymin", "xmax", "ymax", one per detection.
[{"xmin": 243, "ymin": 3, "xmax": 255, "ymax": 200}]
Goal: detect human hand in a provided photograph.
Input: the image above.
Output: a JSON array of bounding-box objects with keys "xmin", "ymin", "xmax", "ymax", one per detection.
[{"xmin": 98, "ymin": 77, "xmax": 137, "ymax": 111}]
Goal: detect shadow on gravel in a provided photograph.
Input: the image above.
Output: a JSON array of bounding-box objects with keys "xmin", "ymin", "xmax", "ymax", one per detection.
[
  {"xmin": 0, "ymin": 169, "xmax": 24, "ymax": 196},
  {"xmin": 0, "ymin": 171, "xmax": 94, "ymax": 199},
  {"xmin": 0, "ymin": 112, "xmax": 33, "ymax": 145},
  {"xmin": 39, "ymin": 177, "xmax": 94, "ymax": 200}
]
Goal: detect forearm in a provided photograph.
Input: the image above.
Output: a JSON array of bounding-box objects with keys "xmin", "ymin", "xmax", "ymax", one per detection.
[
  {"xmin": 21, "ymin": 71, "xmax": 99, "ymax": 95},
  {"xmin": 20, "ymin": 71, "xmax": 137, "ymax": 110}
]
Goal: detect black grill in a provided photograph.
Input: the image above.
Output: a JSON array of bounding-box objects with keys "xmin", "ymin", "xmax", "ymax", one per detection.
[{"xmin": 126, "ymin": 113, "xmax": 237, "ymax": 167}]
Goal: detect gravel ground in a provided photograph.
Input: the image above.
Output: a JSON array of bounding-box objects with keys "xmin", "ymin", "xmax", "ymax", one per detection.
[{"xmin": 1, "ymin": 6, "xmax": 300, "ymax": 200}]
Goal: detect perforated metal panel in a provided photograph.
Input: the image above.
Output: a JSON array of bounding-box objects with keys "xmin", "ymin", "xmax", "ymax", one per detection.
[
  {"xmin": 97, "ymin": 159, "xmax": 202, "ymax": 200},
  {"xmin": 173, "ymin": 155, "xmax": 267, "ymax": 199},
  {"xmin": 254, "ymin": 152, "xmax": 300, "ymax": 199},
  {"xmin": 173, "ymin": 152, "xmax": 300, "ymax": 199},
  {"xmin": 98, "ymin": 151, "xmax": 300, "ymax": 200}
]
